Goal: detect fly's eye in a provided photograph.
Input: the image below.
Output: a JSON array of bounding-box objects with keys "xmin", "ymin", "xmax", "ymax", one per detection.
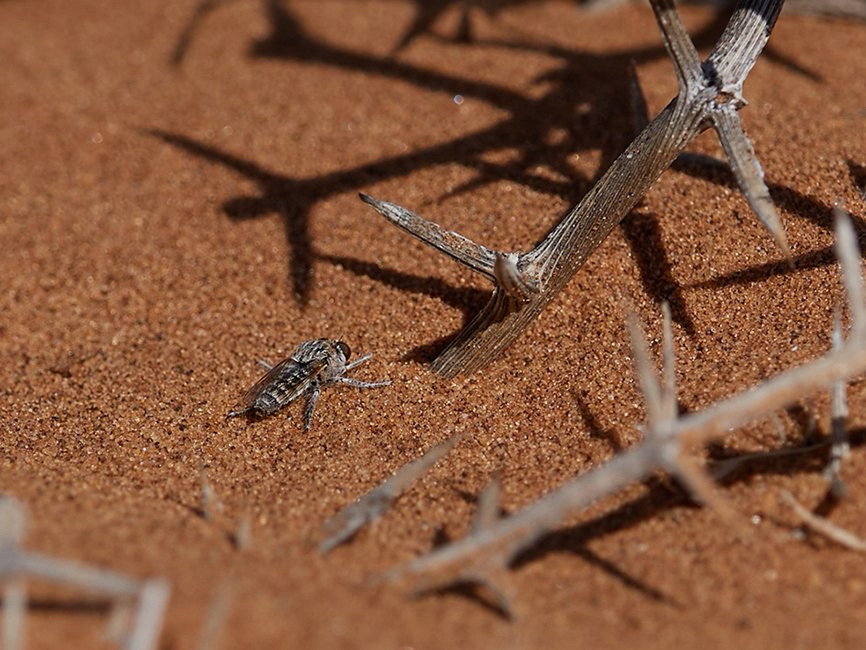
[{"xmin": 336, "ymin": 341, "xmax": 351, "ymax": 360}]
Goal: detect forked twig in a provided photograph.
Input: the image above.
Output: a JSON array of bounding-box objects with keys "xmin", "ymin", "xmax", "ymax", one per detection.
[
  {"xmin": 0, "ymin": 498, "xmax": 170, "ymax": 650},
  {"xmin": 363, "ymin": 0, "xmax": 789, "ymax": 376},
  {"xmin": 319, "ymin": 435, "xmax": 462, "ymax": 553},
  {"xmin": 384, "ymin": 209, "xmax": 865, "ymax": 596}
]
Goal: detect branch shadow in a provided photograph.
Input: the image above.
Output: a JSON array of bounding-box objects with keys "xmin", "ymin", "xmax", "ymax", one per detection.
[
  {"xmin": 848, "ymin": 159, "xmax": 866, "ymax": 201},
  {"xmin": 575, "ymin": 393, "xmax": 624, "ymax": 451},
  {"xmin": 390, "ymin": 0, "xmax": 474, "ymax": 53},
  {"xmin": 415, "ymin": 580, "xmax": 513, "ymax": 620},
  {"xmin": 160, "ymin": 0, "xmax": 821, "ymax": 329},
  {"xmin": 510, "ymin": 474, "xmax": 682, "ymax": 603},
  {"xmin": 316, "ymin": 252, "xmax": 489, "ymax": 318},
  {"xmin": 25, "ymin": 597, "xmax": 113, "ymax": 615},
  {"xmin": 315, "ymin": 251, "xmax": 491, "ymax": 363},
  {"xmin": 620, "ymin": 210, "xmax": 698, "ymax": 336}
]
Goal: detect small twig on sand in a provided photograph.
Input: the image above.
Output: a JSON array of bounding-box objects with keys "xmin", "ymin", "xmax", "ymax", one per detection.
[{"xmin": 320, "ymin": 435, "xmax": 462, "ymax": 553}]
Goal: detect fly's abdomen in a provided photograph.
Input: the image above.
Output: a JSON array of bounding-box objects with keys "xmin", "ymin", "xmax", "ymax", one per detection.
[{"xmin": 250, "ymin": 363, "xmax": 313, "ymax": 415}]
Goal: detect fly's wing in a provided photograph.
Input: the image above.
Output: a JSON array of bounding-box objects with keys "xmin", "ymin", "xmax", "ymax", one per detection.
[
  {"xmin": 233, "ymin": 356, "xmax": 328, "ymax": 413},
  {"xmin": 276, "ymin": 356, "xmax": 328, "ymax": 403}
]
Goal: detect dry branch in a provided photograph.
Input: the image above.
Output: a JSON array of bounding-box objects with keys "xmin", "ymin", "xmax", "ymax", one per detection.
[
  {"xmin": 384, "ymin": 209, "xmax": 865, "ymax": 595},
  {"xmin": 0, "ymin": 498, "xmax": 170, "ymax": 650},
  {"xmin": 363, "ymin": 0, "xmax": 789, "ymax": 376}
]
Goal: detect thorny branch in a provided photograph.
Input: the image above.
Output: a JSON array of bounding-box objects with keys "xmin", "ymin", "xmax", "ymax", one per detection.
[
  {"xmin": 0, "ymin": 498, "xmax": 169, "ymax": 650},
  {"xmin": 363, "ymin": 0, "xmax": 789, "ymax": 376},
  {"xmin": 382, "ymin": 209, "xmax": 866, "ymax": 599}
]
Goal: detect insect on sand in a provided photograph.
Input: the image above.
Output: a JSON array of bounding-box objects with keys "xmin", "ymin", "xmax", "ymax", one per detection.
[{"xmin": 227, "ymin": 339, "xmax": 391, "ymax": 430}]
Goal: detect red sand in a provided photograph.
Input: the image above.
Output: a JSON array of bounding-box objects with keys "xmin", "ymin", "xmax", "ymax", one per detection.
[{"xmin": 1, "ymin": 0, "xmax": 865, "ymax": 648}]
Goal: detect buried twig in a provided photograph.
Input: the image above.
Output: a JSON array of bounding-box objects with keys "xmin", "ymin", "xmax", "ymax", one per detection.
[
  {"xmin": 363, "ymin": 0, "xmax": 789, "ymax": 376},
  {"xmin": 383, "ymin": 208, "xmax": 865, "ymax": 596},
  {"xmin": 319, "ymin": 435, "xmax": 462, "ymax": 553},
  {"xmin": 0, "ymin": 498, "xmax": 170, "ymax": 650}
]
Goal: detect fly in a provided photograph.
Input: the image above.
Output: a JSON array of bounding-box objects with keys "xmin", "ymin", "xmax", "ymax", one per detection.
[{"xmin": 227, "ymin": 339, "xmax": 391, "ymax": 430}]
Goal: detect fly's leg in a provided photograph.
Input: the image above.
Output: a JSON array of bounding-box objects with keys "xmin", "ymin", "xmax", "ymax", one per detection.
[
  {"xmin": 343, "ymin": 354, "xmax": 373, "ymax": 372},
  {"xmin": 256, "ymin": 359, "xmax": 274, "ymax": 371},
  {"xmin": 334, "ymin": 377, "xmax": 392, "ymax": 389},
  {"xmin": 303, "ymin": 383, "xmax": 321, "ymax": 431}
]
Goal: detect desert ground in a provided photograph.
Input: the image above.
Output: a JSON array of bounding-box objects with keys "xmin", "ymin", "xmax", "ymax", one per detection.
[{"xmin": 1, "ymin": 0, "xmax": 866, "ymax": 648}]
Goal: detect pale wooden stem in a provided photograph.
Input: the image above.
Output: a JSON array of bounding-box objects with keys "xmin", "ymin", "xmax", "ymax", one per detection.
[
  {"xmin": 366, "ymin": 0, "xmax": 787, "ymax": 377},
  {"xmin": 359, "ymin": 194, "xmax": 497, "ymax": 281},
  {"xmin": 649, "ymin": 0, "xmax": 703, "ymax": 92},
  {"xmin": 713, "ymin": 106, "xmax": 790, "ymax": 255}
]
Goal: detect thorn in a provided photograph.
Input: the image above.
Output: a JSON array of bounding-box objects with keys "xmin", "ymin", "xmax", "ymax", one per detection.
[
  {"xmin": 232, "ymin": 512, "xmax": 253, "ymax": 551},
  {"xmin": 125, "ymin": 578, "xmax": 171, "ymax": 650},
  {"xmin": 200, "ymin": 470, "xmax": 223, "ymax": 522},
  {"xmin": 824, "ymin": 311, "xmax": 850, "ymax": 498},
  {"xmin": 471, "ymin": 476, "xmax": 502, "ymax": 534},
  {"xmin": 649, "ymin": 0, "xmax": 703, "ymax": 92},
  {"xmin": 359, "ymin": 193, "xmax": 498, "ymax": 279},
  {"xmin": 628, "ymin": 59, "xmax": 650, "ymax": 136},
  {"xmin": 627, "ymin": 313, "xmax": 664, "ymax": 430},
  {"xmin": 712, "ymin": 107, "xmax": 791, "ymax": 260},
  {"xmin": 834, "ymin": 206, "xmax": 866, "ymax": 336},
  {"xmin": 661, "ymin": 302, "xmax": 677, "ymax": 423},
  {"xmin": 320, "ymin": 435, "xmax": 461, "ymax": 553},
  {"xmin": 673, "ymin": 455, "xmax": 751, "ymax": 537}
]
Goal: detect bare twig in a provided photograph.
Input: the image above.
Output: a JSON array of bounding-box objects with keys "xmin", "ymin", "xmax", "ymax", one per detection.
[
  {"xmin": 364, "ymin": 0, "xmax": 789, "ymax": 376},
  {"xmin": 471, "ymin": 477, "xmax": 502, "ymax": 534},
  {"xmin": 1, "ymin": 498, "xmax": 26, "ymax": 650},
  {"xmin": 196, "ymin": 579, "xmax": 235, "ymax": 650},
  {"xmin": 384, "ymin": 209, "xmax": 866, "ymax": 594},
  {"xmin": 231, "ymin": 511, "xmax": 253, "ymax": 551},
  {"xmin": 824, "ymin": 311, "xmax": 851, "ymax": 497},
  {"xmin": 201, "ymin": 469, "xmax": 224, "ymax": 522},
  {"xmin": 124, "ymin": 579, "xmax": 171, "ymax": 650},
  {"xmin": 0, "ymin": 498, "xmax": 170, "ymax": 650},
  {"xmin": 780, "ymin": 491, "xmax": 866, "ymax": 551},
  {"xmin": 319, "ymin": 435, "xmax": 462, "ymax": 553}
]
